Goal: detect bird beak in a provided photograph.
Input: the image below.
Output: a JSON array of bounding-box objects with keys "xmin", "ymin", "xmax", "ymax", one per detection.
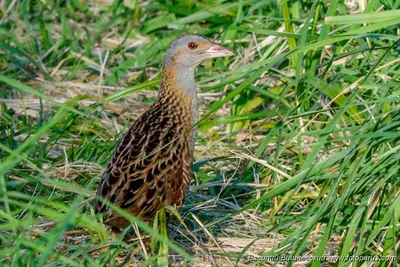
[{"xmin": 204, "ymin": 44, "xmax": 235, "ymax": 58}]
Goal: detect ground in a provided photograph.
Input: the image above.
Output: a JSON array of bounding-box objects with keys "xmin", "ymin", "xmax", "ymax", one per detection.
[{"xmin": 0, "ymin": 0, "xmax": 399, "ymax": 266}]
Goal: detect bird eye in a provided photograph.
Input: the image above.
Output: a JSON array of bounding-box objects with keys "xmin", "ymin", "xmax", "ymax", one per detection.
[{"xmin": 188, "ymin": 42, "xmax": 198, "ymax": 49}]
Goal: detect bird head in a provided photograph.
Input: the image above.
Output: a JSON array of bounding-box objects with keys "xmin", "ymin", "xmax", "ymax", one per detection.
[{"xmin": 164, "ymin": 34, "xmax": 234, "ymax": 69}]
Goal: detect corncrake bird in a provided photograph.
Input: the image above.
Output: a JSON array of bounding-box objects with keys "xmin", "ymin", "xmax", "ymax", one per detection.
[{"xmin": 95, "ymin": 34, "xmax": 234, "ymax": 235}]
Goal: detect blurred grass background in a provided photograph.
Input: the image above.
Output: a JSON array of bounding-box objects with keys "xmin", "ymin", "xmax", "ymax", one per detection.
[{"xmin": 0, "ymin": 0, "xmax": 399, "ymax": 266}]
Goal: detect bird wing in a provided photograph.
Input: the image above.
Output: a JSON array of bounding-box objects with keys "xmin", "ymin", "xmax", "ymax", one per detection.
[{"xmin": 94, "ymin": 104, "xmax": 193, "ymax": 224}]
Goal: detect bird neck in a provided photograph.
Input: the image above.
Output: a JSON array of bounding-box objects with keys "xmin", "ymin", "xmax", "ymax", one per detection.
[{"xmin": 159, "ymin": 64, "xmax": 199, "ymax": 122}]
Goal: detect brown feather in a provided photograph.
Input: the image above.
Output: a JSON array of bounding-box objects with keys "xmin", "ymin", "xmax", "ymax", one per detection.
[
  {"xmin": 94, "ymin": 67, "xmax": 194, "ymax": 228},
  {"xmin": 94, "ymin": 34, "xmax": 233, "ymax": 229}
]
